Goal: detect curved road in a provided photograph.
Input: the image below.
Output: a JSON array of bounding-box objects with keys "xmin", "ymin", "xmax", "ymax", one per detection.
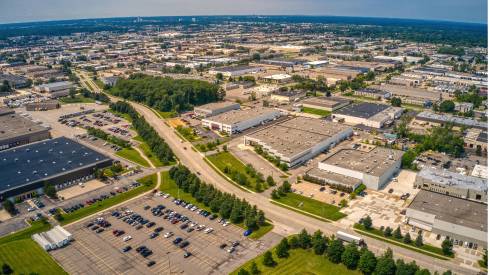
[{"xmin": 130, "ymin": 102, "xmax": 476, "ymax": 275}]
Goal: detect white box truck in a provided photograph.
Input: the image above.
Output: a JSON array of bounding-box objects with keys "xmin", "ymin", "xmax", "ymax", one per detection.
[{"xmin": 336, "ymin": 231, "xmax": 365, "ymax": 246}]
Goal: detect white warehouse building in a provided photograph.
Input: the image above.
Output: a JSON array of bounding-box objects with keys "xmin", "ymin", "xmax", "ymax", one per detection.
[
  {"xmin": 202, "ymin": 107, "xmax": 282, "ymax": 135},
  {"xmin": 244, "ymin": 117, "xmax": 353, "ymax": 167},
  {"xmin": 193, "ymin": 101, "xmax": 240, "ymax": 118}
]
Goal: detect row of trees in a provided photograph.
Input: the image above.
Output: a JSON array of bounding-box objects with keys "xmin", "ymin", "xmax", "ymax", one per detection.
[
  {"xmin": 169, "ymin": 165, "xmax": 266, "ymax": 231},
  {"xmin": 271, "ymin": 181, "xmax": 292, "ymax": 199},
  {"xmin": 238, "ymin": 229, "xmax": 452, "ymax": 275},
  {"xmin": 253, "ymin": 145, "xmax": 288, "ymax": 171},
  {"xmin": 80, "ymin": 88, "xmax": 110, "ymax": 103},
  {"xmin": 223, "ymin": 163, "xmax": 275, "ymax": 192},
  {"xmin": 86, "ymin": 127, "xmax": 131, "ymax": 148},
  {"xmin": 108, "ymin": 74, "xmax": 223, "ymax": 112},
  {"xmin": 109, "ymin": 101, "xmax": 175, "ymax": 165}
]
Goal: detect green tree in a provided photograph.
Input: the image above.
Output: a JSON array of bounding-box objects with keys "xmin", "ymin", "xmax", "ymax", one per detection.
[
  {"xmin": 374, "ymin": 254, "xmax": 396, "ymax": 275},
  {"xmin": 2, "ymin": 200, "xmax": 16, "ymax": 215},
  {"xmin": 271, "ymin": 189, "xmax": 279, "ymax": 199},
  {"xmin": 43, "ymin": 182, "xmax": 57, "ymax": 199},
  {"xmin": 359, "ymin": 248, "xmax": 377, "ymax": 275},
  {"xmin": 288, "ymin": 236, "xmax": 300, "ymax": 249},
  {"xmin": 216, "ymin": 73, "xmax": 224, "ymax": 81},
  {"xmin": 262, "ymin": 251, "xmax": 276, "ymax": 267},
  {"xmin": 238, "ymin": 268, "xmax": 250, "ymax": 275},
  {"xmin": 441, "ymin": 239, "xmax": 453, "ymax": 256},
  {"xmin": 327, "ymin": 239, "xmax": 345, "ymax": 264},
  {"xmin": 393, "ymin": 226, "xmax": 403, "ymax": 239},
  {"xmin": 391, "ymin": 97, "xmax": 402, "ymax": 107},
  {"xmin": 439, "ymin": 100, "xmax": 455, "ymax": 113},
  {"xmin": 2, "ymin": 263, "xmax": 13, "ymax": 274},
  {"xmin": 395, "ymin": 259, "xmax": 420, "ymax": 275},
  {"xmin": 276, "ymin": 238, "xmax": 290, "ymax": 258},
  {"xmin": 362, "ymin": 215, "xmax": 373, "ymax": 230},
  {"xmin": 384, "ymin": 227, "xmax": 393, "ymax": 237},
  {"xmin": 342, "ymin": 243, "xmax": 360, "ymax": 269},
  {"xmin": 250, "ymin": 261, "xmax": 260, "ymax": 275},
  {"xmin": 415, "ymin": 233, "xmax": 423, "ymax": 247},
  {"xmin": 403, "ymin": 232, "xmax": 412, "ymax": 244},
  {"xmin": 414, "ymin": 270, "xmax": 431, "ymax": 275},
  {"xmin": 312, "ymin": 230, "xmax": 327, "ymax": 255},
  {"xmin": 298, "ymin": 229, "xmax": 312, "ymax": 249},
  {"xmin": 266, "ymin": 176, "xmax": 275, "ymax": 186}
]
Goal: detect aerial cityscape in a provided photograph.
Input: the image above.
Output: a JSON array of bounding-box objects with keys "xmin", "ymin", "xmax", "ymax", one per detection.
[{"xmin": 0, "ymin": 1, "xmax": 487, "ymax": 275}]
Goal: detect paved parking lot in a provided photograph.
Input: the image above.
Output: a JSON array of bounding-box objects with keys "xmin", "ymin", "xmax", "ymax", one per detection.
[{"xmin": 52, "ymin": 193, "xmax": 269, "ymax": 274}]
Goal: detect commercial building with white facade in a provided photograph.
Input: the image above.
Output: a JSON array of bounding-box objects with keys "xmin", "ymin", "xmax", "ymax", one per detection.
[
  {"xmin": 309, "ymin": 144, "xmax": 403, "ymax": 190},
  {"xmin": 208, "ymin": 66, "xmax": 264, "ymax": 77},
  {"xmin": 301, "ymin": 96, "xmax": 351, "ymax": 112},
  {"xmin": 202, "ymin": 107, "xmax": 282, "ymax": 135},
  {"xmin": 414, "ymin": 167, "xmax": 487, "ymax": 203},
  {"xmin": 332, "ymin": 102, "xmax": 403, "ymax": 129},
  {"xmin": 193, "ymin": 101, "xmax": 240, "ymax": 118},
  {"xmin": 407, "ymin": 190, "xmax": 487, "ymax": 248},
  {"xmin": 244, "ymin": 117, "xmax": 352, "ymax": 167}
]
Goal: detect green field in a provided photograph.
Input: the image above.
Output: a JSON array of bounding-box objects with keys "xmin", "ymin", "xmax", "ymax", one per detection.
[
  {"xmin": 353, "ymin": 224, "xmax": 451, "ymax": 260},
  {"xmin": 156, "ymin": 110, "xmax": 177, "ymax": 119},
  {"xmin": 301, "ymin": 107, "xmax": 332, "ymax": 117},
  {"xmin": 0, "ymin": 219, "xmax": 66, "ymax": 274},
  {"xmin": 60, "ymin": 173, "xmax": 158, "ymax": 225},
  {"xmin": 231, "ymin": 245, "xmax": 359, "ymax": 275},
  {"xmin": 59, "ymin": 95, "xmax": 95, "ymax": 104},
  {"xmin": 160, "ymin": 171, "xmax": 272, "ymax": 239},
  {"xmin": 206, "ymin": 152, "xmax": 262, "ymax": 191},
  {"xmin": 116, "ymin": 147, "xmax": 151, "ymax": 167},
  {"xmin": 273, "ymin": 192, "xmax": 346, "ymax": 221},
  {"xmin": 139, "ymin": 142, "xmax": 164, "ymax": 167}
]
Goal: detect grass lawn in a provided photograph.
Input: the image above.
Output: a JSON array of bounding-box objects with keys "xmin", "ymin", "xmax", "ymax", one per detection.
[
  {"xmin": 231, "ymin": 245, "xmax": 359, "ymax": 275},
  {"xmin": 138, "ymin": 142, "xmax": 164, "ymax": 167},
  {"xmin": 0, "ymin": 239, "xmax": 67, "ymax": 275},
  {"xmin": 353, "ymin": 224, "xmax": 451, "ymax": 260},
  {"xmin": 132, "ymin": 135, "xmax": 144, "ymax": 142},
  {"xmin": 59, "ymin": 95, "xmax": 95, "ymax": 104},
  {"xmin": 160, "ymin": 172, "xmax": 272, "ymax": 239},
  {"xmin": 206, "ymin": 152, "xmax": 263, "ymax": 192},
  {"xmin": 116, "ymin": 147, "xmax": 151, "ymax": 167},
  {"xmin": 0, "ymin": 219, "xmax": 66, "ymax": 274},
  {"xmin": 156, "ymin": 110, "xmax": 177, "ymax": 119},
  {"xmin": 272, "ymin": 192, "xmax": 346, "ymax": 221},
  {"xmin": 301, "ymin": 107, "xmax": 332, "ymax": 117},
  {"xmin": 59, "ymin": 173, "xmax": 158, "ymax": 225}
]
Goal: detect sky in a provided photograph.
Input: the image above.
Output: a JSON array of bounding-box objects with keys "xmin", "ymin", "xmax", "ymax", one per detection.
[{"xmin": 0, "ymin": 0, "xmax": 487, "ymax": 24}]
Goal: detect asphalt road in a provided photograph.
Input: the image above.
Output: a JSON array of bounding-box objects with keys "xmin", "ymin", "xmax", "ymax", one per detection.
[{"xmin": 129, "ymin": 102, "xmax": 477, "ymax": 275}]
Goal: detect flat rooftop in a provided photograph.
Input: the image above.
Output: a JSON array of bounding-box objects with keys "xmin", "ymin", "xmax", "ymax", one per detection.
[
  {"xmin": 0, "ymin": 137, "xmax": 111, "ymax": 193},
  {"xmin": 321, "ymin": 145, "xmax": 404, "ymax": 177},
  {"xmin": 246, "ymin": 117, "xmax": 352, "ymax": 159},
  {"xmin": 204, "ymin": 107, "xmax": 279, "ymax": 125},
  {"xmin": 194, "ymin": 101, "xmax": 239, "ymax": 111},
  {"xmin": 211, "ymin": 66, "xmax": 260, "ymax": 73},
  {"xmin": 409, "ymin": 190, "xmax": 487, "ymax": 232},
  {"xmin": 371, "ymin": 84, "xmax": 441, "ymax": 101},
  {"xmin": 0, "ymin": 113, "xmax": 50, "ymax": 142},
  {"xmin": 418, "ymin": 167, "xmax": 487, "ymax": 192},
  {"xmin": 301, "ymin": 96, "xmax": 351, "ymax": 108},
  {"xmin": 334, "ymin": 102, "xmax": 390, "ymax": 119},
  {"xmin": 416, "ymin": 111, "xmax": 487, "ymax": 130}
]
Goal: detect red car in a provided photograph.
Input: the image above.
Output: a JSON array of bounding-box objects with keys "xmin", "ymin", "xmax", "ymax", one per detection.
[{"xmin": 171, "ymin": 219, "xmax": 179, "ymax": 224}]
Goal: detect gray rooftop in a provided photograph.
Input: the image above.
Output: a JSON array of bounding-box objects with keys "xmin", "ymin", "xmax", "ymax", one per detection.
[
  {"xmin": 194, "ymin": 101, "xmax": 240, "ymax": 111},
  {"xmin": 301, "ymin": 96, "xmax": 351, "ymax": 108},
  {"xmin": 203, "ymin": 107, "xmax": 280, "ymax": 125},
  {"xmin": 334, "ymin": 102, "xmax": 390, "ymax": 119},
  {"xmin": 418, "ymin": 167, "xmax": 487, "ymax": 192},
  {"xmin": 0, "ymin": 113, "xmax": 50, "ymax": 142},
  {"xmin": 416, "ymin": 111, "xmax": 487, "ymax": 130},
  {"xmin": 409, "ymin": 190, "xmax": 487, "ymax": 232}
]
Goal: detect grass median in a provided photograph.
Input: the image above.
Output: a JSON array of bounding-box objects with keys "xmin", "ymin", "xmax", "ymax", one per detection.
[
  {"xmin": 301, "ymin": 107, "xmax": 331, "ymax": 117},
  {"xmin": 353, "ymin": 224, "xmax": 452, "ymax": 260},
  {"xmin": 231, "ymin": 240, "xmax": 359, "ymax": 275},
  {"xmin": 0, "ymin": 219, "xmax": 67, "ymax": 274},
  {"xmin": 160, "ymin": 171, "xmax": 272, "ymax": 239},
  {"xmin": 59, "ymin": 173, "xmax": 158, "ymax": 225},
  {"xmin": 116, "ymin": 147, "xmax": 151, "ymax": 167},
  {"xmin": 138, "ymin": 142, "xmax": 164, "ymax": 167},
  {"xmin": 272, "ymin": 192, "xmax": 346, "ymax": 221}
]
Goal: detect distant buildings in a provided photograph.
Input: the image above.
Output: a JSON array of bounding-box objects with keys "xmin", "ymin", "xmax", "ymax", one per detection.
[
  {"xmin": 414, "ymin": 111, "xmax": 487, "ymax": 131},
  {"xmin": 208, "ymin": 66, "xmax": 263, "ymax": 77},
  {"xmin": 332, "ymin": 102, "xmax": 403, "ymax": 129}
]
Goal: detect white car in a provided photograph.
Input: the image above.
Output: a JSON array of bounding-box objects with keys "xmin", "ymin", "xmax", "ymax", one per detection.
[
  {"xmin": 204, "ymin": 228, "xmax": 214, "ymax": 234},
  {"xmin": 163, "ymin": 194, "xmax": 170, "ymax": 199},
  {"xmin": 164, "ymin": 232, "xmax": 174, "ymax": 238},
  {"xmin": 223, "ymin": 221, "xmax": 230, "ymax": 227},
  {"xmin": 123, "ymin": 235, "xmax": 132, "ymax": 242}
]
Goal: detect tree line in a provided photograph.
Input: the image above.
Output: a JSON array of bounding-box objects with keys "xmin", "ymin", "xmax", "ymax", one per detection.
[
  {"xmin": 86, "ymin": 127, "xmax": 131, "ymax": 148},
  {"xmin": 109, "ymin": 101, "xmax": 175, "ymax": 165},
  {"xmin": 108, "ymin": 74, "xmax": 223, "ymax": 113},
  {"xmin": 238, "ymin": 229, "xmax": 454, "ymax": 275},
  {"xmin": 169, "ymin": 165, "xmax": 267, "ymax": 231}
]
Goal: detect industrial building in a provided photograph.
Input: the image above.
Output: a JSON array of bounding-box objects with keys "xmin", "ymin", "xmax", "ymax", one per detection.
[
  {"xmin": 270, "ymin": 90, "xmax": 307, "ymax": 103},
  {"xmin": 332, "ymin": 102, "xmax": 403, "ymax": 129},
  {"xmin": 414, "ymin": 111, "xmax": 488, "ymax": 131},
  {"xmin": 414, "ymin": 167, "xmax": 487, "ymax": 203},
  {"xmin": 0, "ymin": 73, "xmax": 30, "ymax": 89},
  {"xmin": 308, "ymin": 144, "xmax": 403, "ymax": 190},
  {"xmin": 193, "ymin": 101, "xmax": 240, "ymax": 117},
  {"xmin": 208, "ymin": 66, "xmax": 263, "ymax": 77},
  {"xmin": 34, "ymin": 81, "xmax": 73, "ymax": 98},
  {"xmin": 0, "ymin": 137, "xmax": 112, "ymax": 201},
  {"xmin": 301, "ymin": 96, "xmax": 351, "ymax": 112},
  {"xmin": 244, "ymin": 117, "xmax": 352, "ymax": 167},
  {"xmin": 406, "ymin": 190, "xmax": 487, "ymax": 248},
  {"xmin": 32, "ymin": 225, "xmax": 73, "ymax": 251},
  {"xmin": 0, "ymin": 108, "xmax": 51, "ymax": 151},
  {"xmin": 201, "ymin": 107, "xmax": 282, "ymax": 135},
  {"xmin": 25, "ymin": 100, "xmax": 60, "ymax": 111}
]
